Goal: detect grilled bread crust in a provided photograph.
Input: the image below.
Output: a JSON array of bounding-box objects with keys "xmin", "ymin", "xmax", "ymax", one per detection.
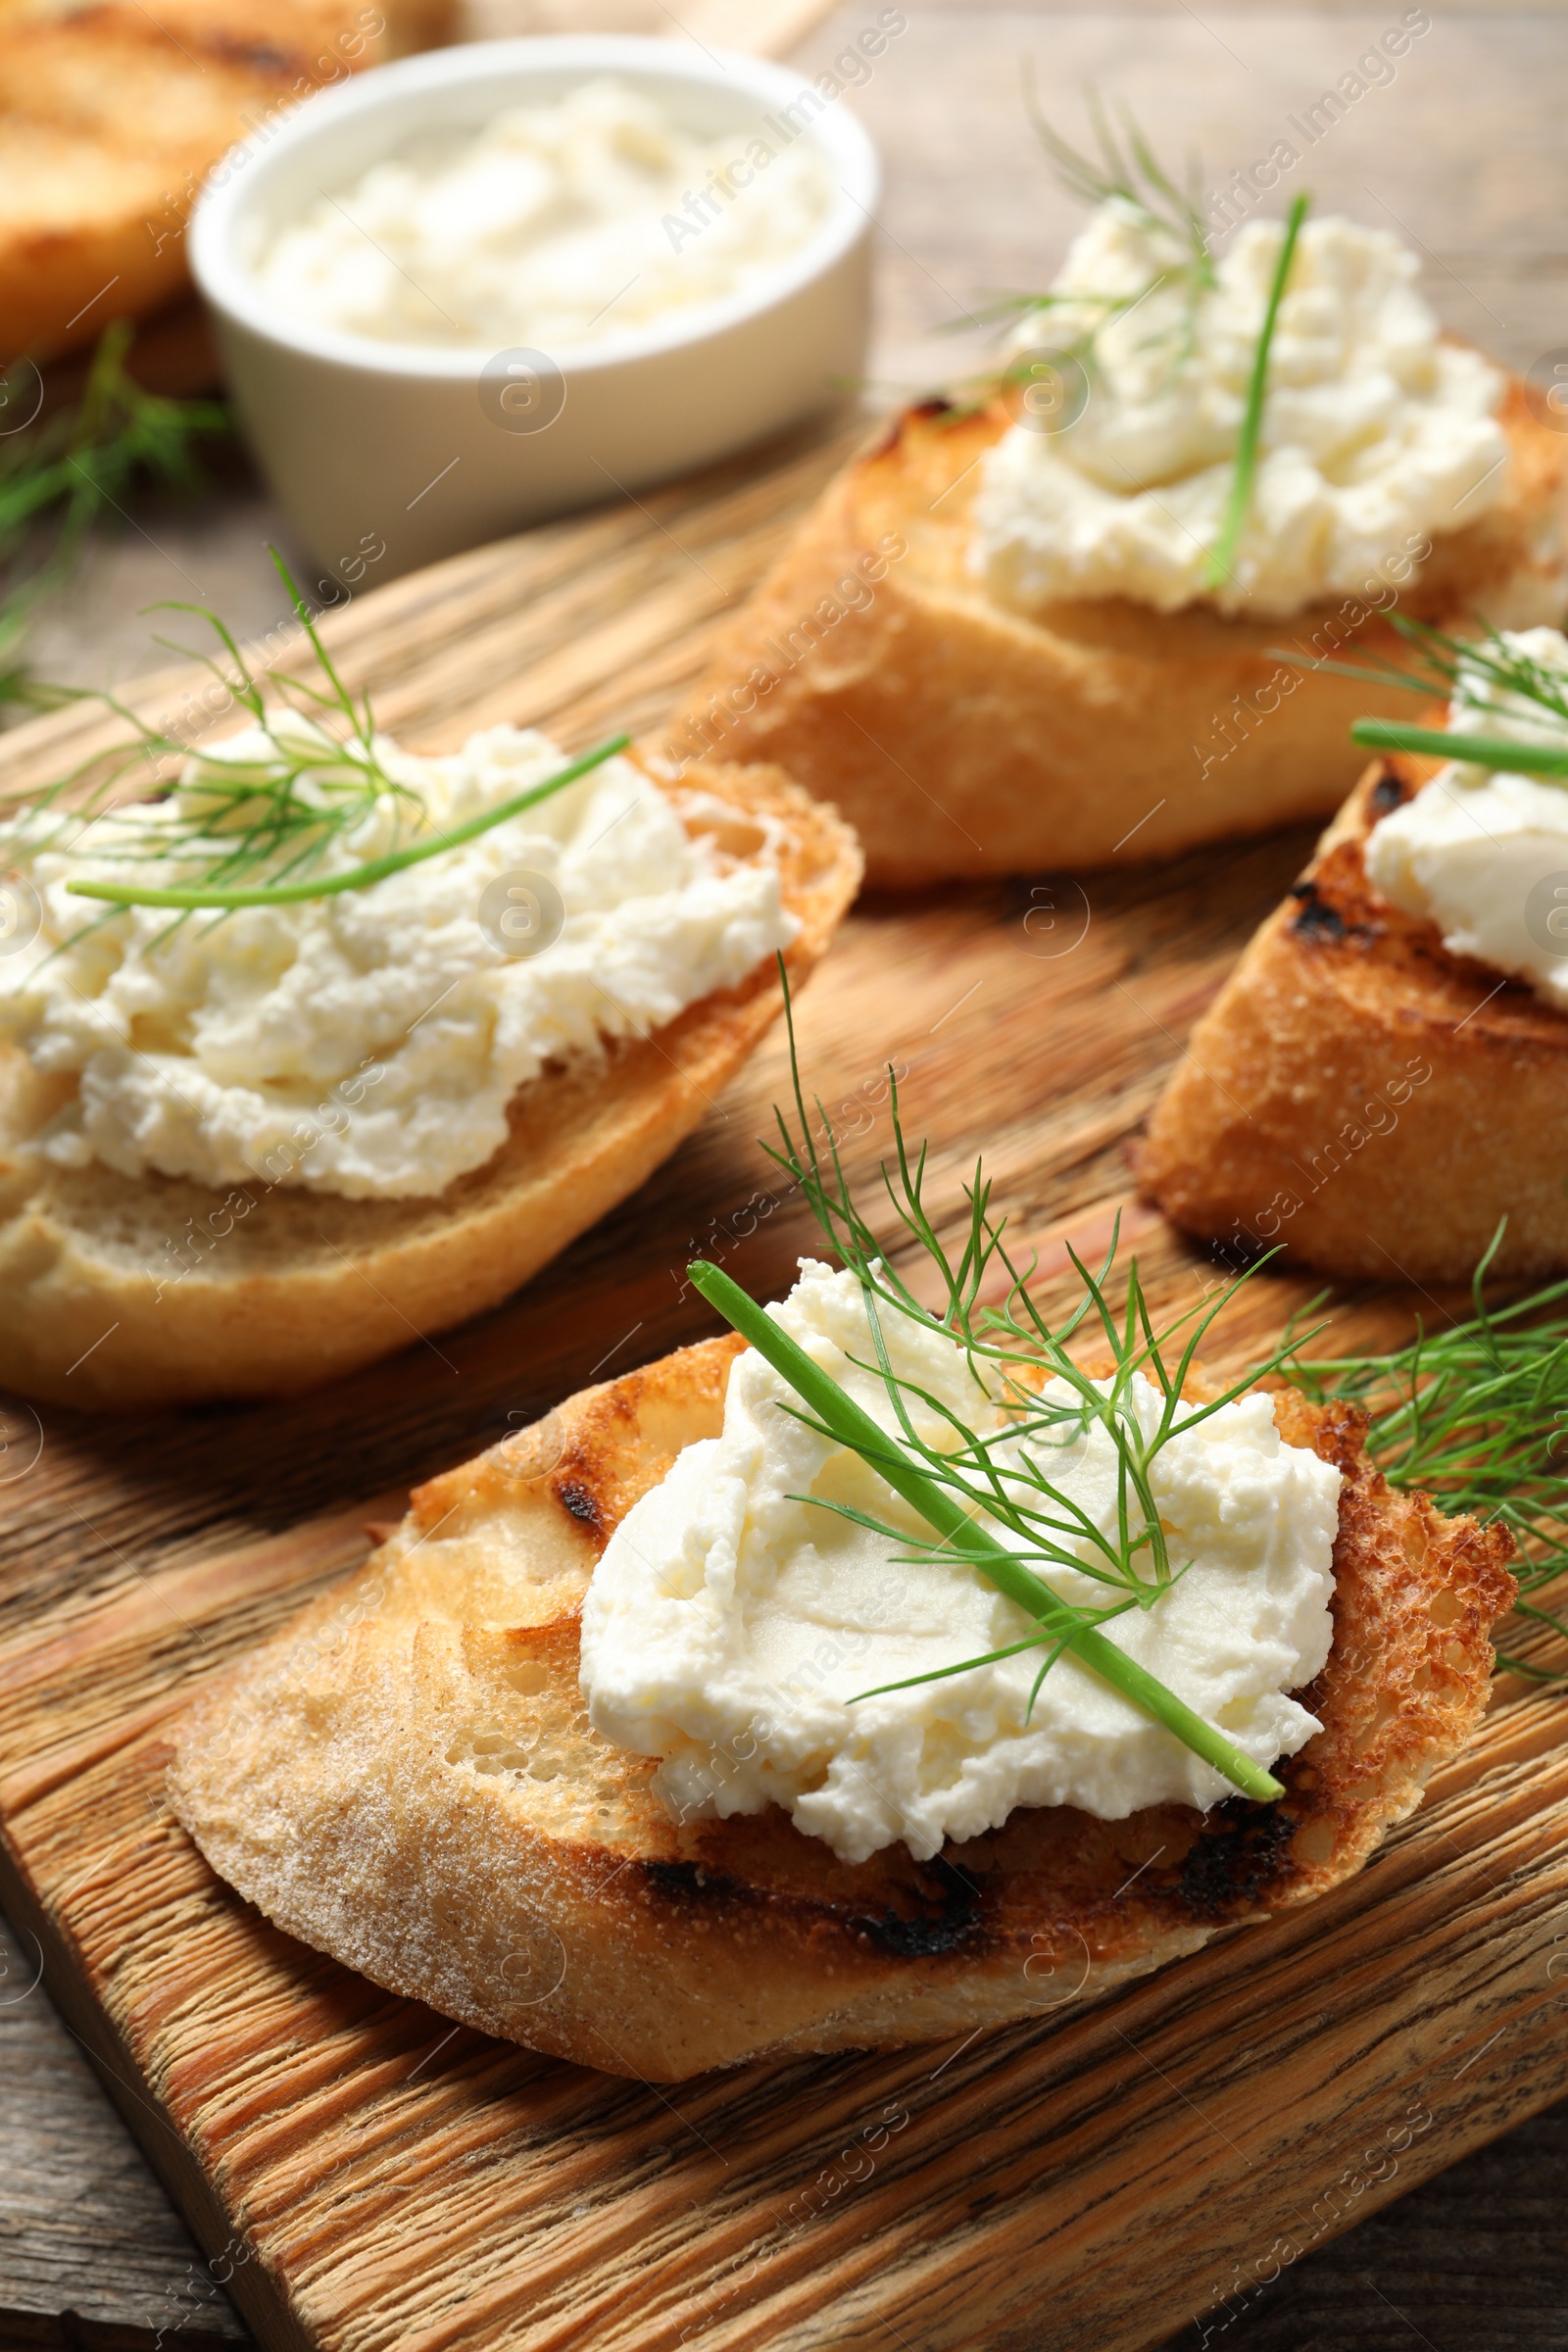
[
  {"xmin": 0, "ymin": 758, "xmax": 860, "ymax": 1410},
  {"xmin": 169, "ymin": 1333, "xmax": 1513, "ymax": 2082},
  {"xmin": 673, "ymin": 383, "xmax": 1566, "ymax": 887},
  {"xmin": 1140, "ymin": 749, "xmax": 1568, "ymax": 1281}
]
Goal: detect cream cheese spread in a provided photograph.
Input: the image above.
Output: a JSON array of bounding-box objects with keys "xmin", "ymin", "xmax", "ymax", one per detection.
[
  {"xmin": 1365, "ymin": 624, "xmax": 1568, "ymax": 1008},
  {"xmin": 0, "ymin": 718, "xmax": 794, "ymax": 1199},
  {"xmin": 971, "ymin": 201, "xmax": 1510, "ymax": 620},
  {"xmin": 579, "ymin": 1259, "xmax": 1341, "ymax": 1863},
  {"xmin": 251, "ymin": 77, "xmax": 835, "ymax": 350}
]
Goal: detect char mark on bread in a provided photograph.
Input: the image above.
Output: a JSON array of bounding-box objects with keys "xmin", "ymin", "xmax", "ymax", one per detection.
[
  {"xmin": 1369, "ymin": 762, "xmax": 1410, "ymax": 814},
  {"xmin": 1288, "ymin": 878, "xmax": 1356, "ymax": 944},
  {"xmin": 847, "ymin": 1858, "xmax": 987, "ymax": 1961},
  {"xmin": 556, "ymin": 1484, "xmax": 604, "ymax": 1533},
  {"xmin": 635, "ymin": 1852, "xmax": 990, "ymax": 1964},
  {"xmin": 1167, "ymin": 1797, "xmax": 1300, "ymax": 1920}
]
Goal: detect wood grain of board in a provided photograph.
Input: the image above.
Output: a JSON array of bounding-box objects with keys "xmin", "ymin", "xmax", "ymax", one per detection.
[
  {"xmin": 0, "ymin": 1900, "xmax": 249, "ymax": 2349},
  {"xmin": 2, "ymin": 412, "xmax": 1568, "ymax": 2352}
]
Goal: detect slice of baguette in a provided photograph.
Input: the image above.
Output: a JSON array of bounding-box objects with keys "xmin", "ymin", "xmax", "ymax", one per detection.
[
  {"xmin": 169, "ymin": 1331, "xmax": 1514, "ymax": 2082},
  {"xmin": 0, "ymin": 0, "xmax": 455, "ymax": 364},
  {"xmin": 672, "ymin": 384, "xmax": 1566, "ymax": 888},
  {"xmin": 1140, "ymin": 749, "xmax": 1568, "ymax": 1282},
  {"xmin": 0, "ymin": 757, "xmax": 860, "ymax": 1410}
]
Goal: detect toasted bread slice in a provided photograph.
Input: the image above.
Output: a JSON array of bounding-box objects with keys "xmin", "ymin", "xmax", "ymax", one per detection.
[
  {"xmin": 0, "ymin": 757, "xmax": 860, "ymax": 1410},
  {"xmin": 673, "ymin": 385, "xmax": 1566, "ymax": 888},
  {"xmin": 169, "ymin": 1331, "xmax": 1514, "ymax": 2082},
  {"xmin": 1140, "ymin": 751, "xmax": 1568, "ymax": 1282},
  {"xmin": 0, "ymin": 0, "xmax": 454, "ymax": 364}
]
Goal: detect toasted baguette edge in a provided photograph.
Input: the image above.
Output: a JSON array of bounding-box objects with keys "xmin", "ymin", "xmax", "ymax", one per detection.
[
  {"xmin": 671, "ymin": 382, "xmax": 1566, "ymax": 886},
  {"xmin": 1140, "ymin": 748, "xmax": 1568, "ymax": 1281},
  {"xmin": 168, "ymin": 1334, "xmax": 1514, "ymax": 2081},
  {"xmin": 0, "ymin": 758, "xmax": 861, "ymax": 1409}
]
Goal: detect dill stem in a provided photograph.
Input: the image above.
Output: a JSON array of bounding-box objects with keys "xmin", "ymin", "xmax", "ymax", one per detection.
[
  {"xmin": 1202, "ymin": 191, "xmax": 1309, "ymax": 591},
  {"xmin": 65, "ymin": 734, "xmax": 630, "ymax": 910},
  {"xmin": 1350, "ymin": 719, "xmax": 1568, "ymax": 779},
  {"xmin": 688, "ymin": 1257, "xmax": 1285, "ymax": 1804}
]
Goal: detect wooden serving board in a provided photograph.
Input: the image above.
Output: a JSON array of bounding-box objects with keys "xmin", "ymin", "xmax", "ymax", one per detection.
[{"xmin": 3, "ymin": 417, "xmax": 1568, "ymax": 2352}]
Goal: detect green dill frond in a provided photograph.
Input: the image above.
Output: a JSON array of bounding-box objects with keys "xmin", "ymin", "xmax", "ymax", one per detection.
[
  {"xmin": 933, "ymin": 84, "xmax": 1217, "ymax": 423},
  {"xmin": 1293, "ymin": 613, "xmax": 1568, "ymax": 781},
  {"xmin": 687, "ymin": 964, "xmax": 1316, "ymax": 1805},
  {"xmin": 0, "ymin": 321, "xmax": 229, "ymax": 710},
  {"xmin": 702, "ymin": 977, "xmax": 1568, "ymax": 1752},
  {"xmin": 948, "ymin": 79, "xmax": 1316, "ymax": 584},
  {"xmin": 1278, "ymin": 615, "xmax": 1560, "ymax": 706},
  {"xmin": 1282, "ymin": 1222, "xmax": 1568, "ymax": 1680},
  {"xmin": 2, "ymin": 549, "xmax": 628, "ymax": 913},
  {"xmin": 1023, "ymin": 73, "xmax": 1214, "ymax": 291},
  {"xmin": 1440, "ymin": 625, "xmax": 1568, "ymax": 727}
]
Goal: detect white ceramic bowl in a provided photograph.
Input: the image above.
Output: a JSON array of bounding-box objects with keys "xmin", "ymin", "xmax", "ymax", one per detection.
[{"xmin": 190, "ymin": 35, "xmax": 879, "ymax": 578}]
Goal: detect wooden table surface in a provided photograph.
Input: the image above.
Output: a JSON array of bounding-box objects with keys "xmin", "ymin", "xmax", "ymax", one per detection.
[{"xmin": 6, "ymin": 5, "xmax": 1568, "ymax": 2348}]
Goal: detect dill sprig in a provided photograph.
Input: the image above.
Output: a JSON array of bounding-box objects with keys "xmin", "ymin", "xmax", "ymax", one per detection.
[
  {"xmin": 67, "ymin": 736, "xmax": 628, "ymax": 911},
  {"xmin": 936, "ymin": 89, "xmax": 1216, "ymax": 426},
  {"xmin": 964, "ymin": 93, "xmax": 1316, "ymax": 607},
  {"xmin": 689, "ymin": 994, "xmax": 1568, "ymax": 1799},
  {"xmin": 690, "ymin": 1259, "xmax": 1284, "ymax": 1801},
  {"xmin": 1322, "ymin": 613, "xmax": 1568, "ymax": 783},
  {"xmin": 1279, "ymin": 612, "xmax": 1568, "ymax": 710},
  {"xmin": 4, "ymin": 549, "xmax": 626, "ymax": 912},
  {"xmin": 0, "ymin": 322, "xmax": 228, "ymax": 709},
  {"xmin": 1024, "ymin": 77, "xmax": 1216, "ymax": 307},
  {"xmin": 1201, "ymin": 191, "xmax": 1309, "ymax": 590},
  {"xmin": 1274, "ymin": 612, "xmax": 1568, "ymax": 779},
  {"xmin": 1282, "ymin": 1225, "xmax": 1568, "ymax": 1679},
  {"xmin": 687, "ymin": 971, "xmax": 1314, "ymax": 1805}
]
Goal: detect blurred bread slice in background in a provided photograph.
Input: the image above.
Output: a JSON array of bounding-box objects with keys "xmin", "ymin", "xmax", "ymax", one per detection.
[
  {"xmin": 0, "ymin": 0, "xmax": 456, "ymax": 368},
  {"xmin": 0, "ymin": 0, "xmax": 839, "ymax": 376}
]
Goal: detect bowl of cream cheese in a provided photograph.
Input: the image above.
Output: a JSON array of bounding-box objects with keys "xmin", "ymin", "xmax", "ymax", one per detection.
[{"xmin": 190, "ymin": 35, "xmax": 881, "ymax": 576}]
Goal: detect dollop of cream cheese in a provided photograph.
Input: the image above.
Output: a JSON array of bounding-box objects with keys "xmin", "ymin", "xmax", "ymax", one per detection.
[
  {"xmin": 971, "ymin": 201, "xmax": 1510, "ymax": 620},
  {"xmin": 0, "ymin": 719, "xmax": 794, "ymax": 1199},
  {"xmin": 579, "ymin": 1259, "xmax": 1341, "ymax": 1864},
  {"xmin": 250, "ymin": 76, "xmax": 834, "ymax": 351},
  {"xmin": 1365, "ymin": 624, "xmax": 1568, "ymax": 1009}
]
